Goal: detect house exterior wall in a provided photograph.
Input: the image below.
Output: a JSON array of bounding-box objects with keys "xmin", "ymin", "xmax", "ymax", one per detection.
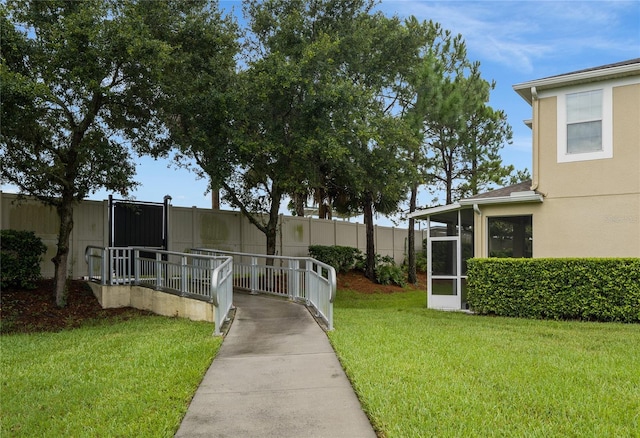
[
  {"xmin": 473, "ymin": 79, "xmax": 640, "ymax": 259},
  {"xmin": 475, "ymin": 195, "xmax": 639, "ymax": 258},
  {"xmin": 536, "ymin": 81, "xmax": 640, "ymax": 198}
]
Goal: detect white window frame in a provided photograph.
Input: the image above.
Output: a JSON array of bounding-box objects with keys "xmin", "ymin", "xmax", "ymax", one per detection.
[{"xmin": 556, "ymin": 84, "xmax": 612, "ymax": 163}]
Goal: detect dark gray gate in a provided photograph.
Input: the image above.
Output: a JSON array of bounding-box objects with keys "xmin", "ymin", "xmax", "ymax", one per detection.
[
  {"xmin": 110, "ymin": 199, "xmax": 166, "ymax": 249},
  {"xmin": 108, "ymin": 196, "xmax": 171, "ymax": 277}
]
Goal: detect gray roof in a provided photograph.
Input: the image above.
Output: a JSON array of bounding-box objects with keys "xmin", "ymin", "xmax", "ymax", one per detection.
[
  {"xmin": 537, "ymin": 58, "xmax": 640, "ymax": 81},
  {"xmin": 465, "ymin": 180, "xmax": 536, "ymax": 200},
  {"xmin": 513, "ymin": 58, "xmax": 640, "ymax": 104},
  {"xmin": 409, "ymin": 180, "xmax": 543, "ymax": 219}
]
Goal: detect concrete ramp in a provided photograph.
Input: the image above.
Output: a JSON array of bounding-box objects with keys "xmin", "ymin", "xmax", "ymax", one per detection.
[{"xmin": 175, "ymin": 292, "xmax": 376, "ymax": 438}]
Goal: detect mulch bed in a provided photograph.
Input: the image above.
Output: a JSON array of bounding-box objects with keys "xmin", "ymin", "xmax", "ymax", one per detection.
[
  {"xmin": 1, "ymin": 271, "xmax": 425, "ymax": 334},
  {"xmin": 337, "ymin": 270, "xmax": 427, "ymax": 294},
  {"xmin": 1, "ymin": 279, "xmax": 152, "ymax": 334}
]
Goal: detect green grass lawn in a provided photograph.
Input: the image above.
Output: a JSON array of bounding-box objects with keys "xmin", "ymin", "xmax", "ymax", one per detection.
[
  {"xmin": 1, "ymin": 316, "xmax": 221, "ymax": 437},
  {"xmin": 328, "ymin": 288, "xmax": 640, "ymax": 437}
]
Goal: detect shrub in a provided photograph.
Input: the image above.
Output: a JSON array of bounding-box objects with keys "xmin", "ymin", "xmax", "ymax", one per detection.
[
  {"xmin": 309, "ymin": 245, "xmax": 406, "ymax": 287},
  {"xmin": 375, "ymin": 255, "xmax": 406, "ymax": 287},
  {"xmin": 308, "ymin": 245, "xmax": 363, "ymax": 273},
  {"xmin": 467, "ymin": 258, "xmax": 640, "ymax": 323},
  {"xmin": 1, "ymin": 230, "xmax": 47, "ymax": 289},
  {"xmin": 413, "ymin": 251, "xmax": 428, "ymax": 273}
]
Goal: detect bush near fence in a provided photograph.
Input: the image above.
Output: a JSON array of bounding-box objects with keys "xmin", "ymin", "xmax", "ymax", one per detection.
[
  {"xmin": 1, "ymin": 230, "xmax": 47, "ymax": 289},
  {"xmin": 467, "ymin": 258, "xmax": 640, "ymax": 322},
  {"xmin": 308, "ymin": 245, "xmax": 364, "ymax": 273},
  {"xmin": 309, "ymin": 245, "xmax": 407, "ymax": 287}
]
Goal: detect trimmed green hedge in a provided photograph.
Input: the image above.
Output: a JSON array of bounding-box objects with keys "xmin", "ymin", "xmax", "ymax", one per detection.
[
  {"xmin": 467, "ymin": 258, "xmax": 640, "ymax": 323},
  {"xmin": 1, "ymin": 229, "xmax": 48, "ymax": 289}
]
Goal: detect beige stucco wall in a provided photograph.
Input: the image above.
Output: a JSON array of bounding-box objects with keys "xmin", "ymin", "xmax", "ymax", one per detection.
[
  {"xmin": 536, "ymin": 82, "xmax": 640, "ymax": 199},
  {"xmin": 533, "ymin": 195, "xmax": 639, "ymax": 257},
  {"xmin": 476, "ymin": 195, "xmax": 639, "ymax": 258},
  {"xmin": 479, "ymin": 80, "xmax": 640, "ymax": 258}
]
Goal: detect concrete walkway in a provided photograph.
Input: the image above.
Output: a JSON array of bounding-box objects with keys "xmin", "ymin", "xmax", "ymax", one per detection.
[{"xmin": 175, "ymin": 292, "xmax": 377, "ymax": 438}]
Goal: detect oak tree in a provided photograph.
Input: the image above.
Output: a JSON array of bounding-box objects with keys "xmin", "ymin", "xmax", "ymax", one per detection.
[{"xmin": 0, "ymin": 0, "xmax": 236, "ymax": 306}]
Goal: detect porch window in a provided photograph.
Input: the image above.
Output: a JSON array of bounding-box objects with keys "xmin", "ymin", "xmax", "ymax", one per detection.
[{"xmin": 488, "ymin": 215, "xmax": 532, "ymax": 258}]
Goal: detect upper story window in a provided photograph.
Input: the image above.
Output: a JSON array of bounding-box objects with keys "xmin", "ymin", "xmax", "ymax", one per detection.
[
  {"xmin": 566, "ymin": 89, "xmax": 602, "ymax": 154},
  {"xmin": 555, "ymin": 84, "xmax": 613, "ymax": 163}
]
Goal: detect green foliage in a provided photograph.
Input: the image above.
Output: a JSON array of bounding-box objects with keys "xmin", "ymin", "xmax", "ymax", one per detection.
[
  {"xmin": 467, "ymin": 258, "xmax": 640, "ymax": 322},
  {"xmin": 413, "ymin": 248, "xmax": 428, "ymax": 273},
  {"xmin": 309, "ymin": 245, "xmax": 406, "ymax": 286},
  {"xmin": 405, "ymin": 30, "xmax": 514, "ymax": 205},
  {"xmin": 0, "ymin": 230, "xmax": 47, "ymax": 289},
  {"xmin": 308, "ymin": 245, "xmax": 363, "ymax": 273},
  {"xmin": 1, "ymin": 0, "xmax": 237, "ymax": 305},
  {"xmin": 374, "ymin": 255, "xmax": 406, "ymax": 287}
]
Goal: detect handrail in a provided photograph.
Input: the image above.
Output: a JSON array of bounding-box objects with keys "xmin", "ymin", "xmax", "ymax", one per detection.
[
  {"xmin": 191, "ymin": 248, "xmax": 336, "ymax": 302},
  {"xmin": 84, "ymin": 246, "xmax": 234, "ymax": 335},
  {"xmin": 192, "ymin": 248, "xmax": 335, "ymax": 329},
  {"xmin": 85, "ymin": 246, "xmax": 334, "ymax": 331}
]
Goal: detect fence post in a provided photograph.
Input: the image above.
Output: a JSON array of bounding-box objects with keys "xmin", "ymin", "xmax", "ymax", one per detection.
[
  {"xmin": 209, "ymin": 258, "xmax": 216, "ymax": 303},
  {"xmin": 108, "ymin": 248, "xmax": 114, "ymax": 285}
]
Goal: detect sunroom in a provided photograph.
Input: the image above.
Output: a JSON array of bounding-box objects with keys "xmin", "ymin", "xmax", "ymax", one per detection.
[{"xmin": 410, "ymin": 181, "xmax": 543, "ymax": 311}]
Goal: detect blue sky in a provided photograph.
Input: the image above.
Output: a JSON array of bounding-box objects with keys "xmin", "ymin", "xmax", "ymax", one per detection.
[{"xmin": 3, "ymin": 0, "xmax": 639, "ymax": 227}]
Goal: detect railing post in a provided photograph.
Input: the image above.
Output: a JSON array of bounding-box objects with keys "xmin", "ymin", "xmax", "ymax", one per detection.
[
  {"xmin": 288, "ymin": 258, "xmax": 296, "ymax": 300},
  {"xmin": 304, "ymin": 259, "xmax": 311, "ymax": 302},
  {"xmin": 250, "ymin": 256, "xmax": 258, "ymax": 294},
  {"xmin": 181, "ymin": 255, "xmax": 187, "ymax": 295},
  {"xmin": 101, "ymin": 248, "xmax": 108, "ymax": 285},
  {"xmin": 107, "ymin": 248, "xmax": 113, "ymax": 285},
  {"xmin": 128, "ymin": 248, "xmax": 134, "ymax": 283},
  {"xmin": 134, "ymin": 249, "xmax": 140, "ymax": 285},
  {"xmin": 156, "ymin": 252, "xmax": 162, "ymax": 288},
  {"xmin": 209, "ymin": 258, "xmax": 216, "ymax": 303}
]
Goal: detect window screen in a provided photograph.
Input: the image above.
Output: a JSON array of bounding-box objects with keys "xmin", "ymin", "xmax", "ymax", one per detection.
[{"xmin": 566, "ymin": 89, "xmax": 602, "ymax": 154}]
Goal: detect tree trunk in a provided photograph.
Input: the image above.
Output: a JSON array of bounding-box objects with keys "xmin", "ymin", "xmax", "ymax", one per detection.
[
  {"xmin": 316, "ymin": 187, "xmax": 331, "ymax": 219},
  {"xmin": 265, "ymin": 187, "xmax": 283, "ymax": 266},
  {"xmin": 265, "ymin": 223, "xmax": 277, "ymax": 266},
  {"xmin": 363, "ymin": 193, "xmax": 376, "ymax": 281},
  {"xmin": 407, "ymin": 183, "xmax": 418, "ymax": 284},
  {"xmin": 294, "ymin": 192, "xmax": 305, "ymax": 217},
  {"xmin": 211, "ymin": 187, "xmax": 220, "ymax": 210},
  {"xmin": 52, "ymin": 200, "xmax": 74, "ymax": 307}
]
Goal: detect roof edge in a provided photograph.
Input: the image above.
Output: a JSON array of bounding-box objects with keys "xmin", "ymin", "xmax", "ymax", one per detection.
[
  {"xmin": 459, "ymin": 192, "xmax": 544, "ymax": 206},
  {"xmin": 408, "ymin": 202, "xmax": 466, "ymax": 219},
  {"xmin": 513, "ymin": 59, "xmax": 640, "ymax": 104}
]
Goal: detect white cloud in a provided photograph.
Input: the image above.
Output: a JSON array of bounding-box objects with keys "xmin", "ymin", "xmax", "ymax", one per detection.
[{"xmin": 378, "ymin": 0, "xmax": 640, "ymax": 74}]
